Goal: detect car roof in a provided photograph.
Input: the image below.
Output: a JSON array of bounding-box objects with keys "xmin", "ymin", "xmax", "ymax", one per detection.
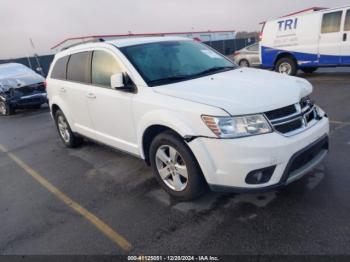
[
  {"xmin": 56, "ymin": 36, "xmax": 192, "ymax": 57},
  {"xmin": 108, "ymin": 36, "xmax": 191, "ymax": 48}
]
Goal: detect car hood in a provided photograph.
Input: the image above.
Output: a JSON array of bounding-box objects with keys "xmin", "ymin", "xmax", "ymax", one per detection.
[
  {"xmin": 152, "ymin": 68, "xmax": 313, "ymax": 115},
  {"xmin": 0, "ymin": 74, "xmax": 44, "ymax": 90}
]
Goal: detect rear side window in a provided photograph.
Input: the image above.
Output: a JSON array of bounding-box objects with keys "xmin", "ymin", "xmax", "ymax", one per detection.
[
  {"xmin": 321, "ymin": 11, "xmax": 343, "ymax": 33},
  {"xmin": 345, "ymin": 10, "xmax": 350, "ymax": 31},
  {"xmin": 246, "ymin": 44, "xmax": 259, "ymax": 51},
  {"xmin": 51, "ymin": 56, "xmax": 69, "ymax": 80},
  {"xmin": 91, "ymin": 50, "xmax": 123, "ymax": 87},
  {"xmin": 66, "ymin": 52, "xmax": 92, "ymax": 83}
]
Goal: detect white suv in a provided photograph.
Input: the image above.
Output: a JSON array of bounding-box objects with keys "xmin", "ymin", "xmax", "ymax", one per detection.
[{"xmin": 47, "ymin": 37, "xmax": 329, "ymax": 200}]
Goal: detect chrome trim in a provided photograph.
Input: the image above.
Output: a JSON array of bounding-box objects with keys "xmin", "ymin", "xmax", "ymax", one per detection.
[
  {"xmin": 270, "ymin": 105, "xmax": 314, "ymax": 125},
  {"xmin": 20, "ymin": 93, "xmax": 47, "ymax": 100},
  {"xmin": 265, "ymin": 100, "xmax": 320, "ymax": 137},
  {"xmin": 272, "ymin": 116, "xmax": 303, "ymax": 126},
  {"xmin": 281, "ymin": 118, "xmax": 318, "ymax": 137},
  {"xmin": 270, "ymin": 110, "xmax": 300, "ymax": 124}
]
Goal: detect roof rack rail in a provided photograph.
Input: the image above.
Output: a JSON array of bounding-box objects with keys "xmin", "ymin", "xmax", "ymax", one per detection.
[{"xmin": 61, "ymin": 38, "xmax": 105, "ymax": 51}]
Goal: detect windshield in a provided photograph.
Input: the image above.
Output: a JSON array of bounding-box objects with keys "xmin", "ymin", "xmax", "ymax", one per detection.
[{"xmin": 120, "ymin": 40, "xmax": 236, "ymax": 86}]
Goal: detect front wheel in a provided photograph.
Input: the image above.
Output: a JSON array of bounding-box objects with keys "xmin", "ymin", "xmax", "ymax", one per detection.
[
  {"xmin": 239, "ymin": 59, "xmax": 250, "ymax": 67},
  {"xmin": 54, "ymin": 109, "xmax": 83, "ymax": 148},
  {"xmin": 0, "ymin": 101, "xmax": 14, "ymax": 116},
  {"xmin": 149, "ymin": 131, "xmax": 207, "ymax": 201},
  {"xmin": 275, "ymin": 57, "xmax": 298, "ymax": 76}
]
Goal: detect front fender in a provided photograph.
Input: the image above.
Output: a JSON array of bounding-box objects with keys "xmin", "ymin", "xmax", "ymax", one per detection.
[{"xmin": 137, "ymin": 110, "xmax": 198, "ymax": 158}]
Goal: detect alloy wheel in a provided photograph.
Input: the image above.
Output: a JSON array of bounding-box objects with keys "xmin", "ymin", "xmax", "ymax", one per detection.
[
  {"xmin": 155, "ymin": 145, "xmax": 188, "ymax": 191},
  {"xmin": 278, "ymin": 62, "xmax": 292, "ymax": 75},
  {"xmin": 57, "ymin": 115, "xmax": 71, "ymax": 143}
]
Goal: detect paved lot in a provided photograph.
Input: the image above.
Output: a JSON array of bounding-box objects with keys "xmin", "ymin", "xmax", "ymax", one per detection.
[{"xmin": 0, "ymin": 69, "xmax": 350, "ymax": 255}]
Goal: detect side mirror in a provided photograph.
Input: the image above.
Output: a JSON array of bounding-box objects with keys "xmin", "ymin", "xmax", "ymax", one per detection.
[
  {"xmin": 111, "ymin": 73, "xmax": 124, "ymax": 89},
  {"xmin": 111, "ymin": 73, "xmax": 136, "ymax": 93}
]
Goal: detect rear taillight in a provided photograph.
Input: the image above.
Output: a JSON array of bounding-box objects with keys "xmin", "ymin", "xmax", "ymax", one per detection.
[
  {"xmin": 43, "ymin": 80, "xmax": 47, "ymax": 89},
  {"xmin": 233, "ymin": 52, "xmax": 240, "ymax": 56},
  {"xmin": 259, "ymin": 32, "xmax": 263, "ymax": 41}
]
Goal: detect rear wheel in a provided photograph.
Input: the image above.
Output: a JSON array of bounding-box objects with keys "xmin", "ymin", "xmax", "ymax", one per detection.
[
  {"xmin": 0, "ymin": 101, "xmax": 14, "ymax": 116},
  {"xmin": 239, "ymin": 59, "xmax": 250, "ymax": 67},
  {"xmin": 54, "ymin": 109, "xmax": 83, "ymax": 148},
  {"xmin": 149, "ymin": 131, "xmax": 207, "ymax": 201},
  {"xmin": 275, "ymin": 57, "xmax": 298, "ymax": 76},
  {"xmin": 301, "ymin": 67, "xmax": 318, "ymax": 74}
]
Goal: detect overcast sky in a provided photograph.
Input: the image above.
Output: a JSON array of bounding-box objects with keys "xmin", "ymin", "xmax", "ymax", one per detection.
[{"xmin": 0, "ymin": 0, "xmax": 349, "ymax": 59}]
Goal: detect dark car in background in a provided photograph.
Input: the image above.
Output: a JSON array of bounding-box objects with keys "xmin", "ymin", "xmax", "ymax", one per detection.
[
  {"xmin": 229, "ymin": 43, "xmax": 261, "ymax": 68},
  {"xmin": 0, "ymin": 63, "xmax": 47, "ymax": 116}
]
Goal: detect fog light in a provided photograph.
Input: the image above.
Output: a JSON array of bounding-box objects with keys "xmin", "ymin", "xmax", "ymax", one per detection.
[{"xmin": 245, "ymin": 166, "xmax": 276, "ymax": 185}]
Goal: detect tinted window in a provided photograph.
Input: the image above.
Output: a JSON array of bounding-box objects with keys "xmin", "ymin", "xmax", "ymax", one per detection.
[
  {"xmin": 92, "ymin": 51, "xmax": 122, "ymax": 87},
  {"xmin": 321, "ymin": 11, "xmax": 342, "ymax": 33},
  {"xmin": 66, "ymin": 52, "xmax": 92, "ymax": 83},
  {"xmin": 345, "ymin": 10, "xmax": 350, "ymax": 31},
  {"xmin": 51, "ymin": 56, "xmax": 69, "ymax": 80},
  {"xmin": 246, "ymin": 44, "xmax": 259, "ymax": 51},
  {"xmin": 120, "ymin": 41, "xmax": 235, "ymax": 86}
]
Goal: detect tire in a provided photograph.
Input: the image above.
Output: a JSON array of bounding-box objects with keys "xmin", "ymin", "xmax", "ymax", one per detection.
[
  {"xmin": 275, "ymin": 57, "xmax": 298, "ymax": 76},
  {"xmin": 0, "ymin": 101, "xmax": 15, "ymax": 116},
  {"xmin": 54, "ymin": 109, "xmax": 83, "ymax": 148},
  {"xmin": 149, "ymin": 131, "xmax": 207, "ymax": 201},
  {"xmin": 239, "ymin": 59, "xmax": 250, "ymax": 67},
  {"xmin": 301, "ymin": 67, "xmax": 318, "ymax": 74}
]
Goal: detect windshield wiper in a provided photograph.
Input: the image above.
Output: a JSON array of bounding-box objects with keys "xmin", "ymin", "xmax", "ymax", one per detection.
[
  {"xmin": 148, "ymin": 66, "xmax": 236, "ymax": 86},
  {"xmin": 194, "ymin": 66, "xmax": 235, "ymax": 77},
  {"xmin": 148, "ymin": 75, "xmax": 191, "ymax": 85}
]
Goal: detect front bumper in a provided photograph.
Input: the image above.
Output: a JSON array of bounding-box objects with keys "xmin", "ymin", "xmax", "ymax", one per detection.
[
  {"xmin": 188, "ymin": 116, "xmax": 329, "ymax": 192},
  {"xmin": 11, "ymin": 93, "xmax": 48, "ymax": 107}
]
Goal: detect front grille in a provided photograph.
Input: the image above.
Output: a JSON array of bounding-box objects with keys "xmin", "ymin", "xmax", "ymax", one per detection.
[
  {"xmin": 265, "ymin": 105, "xmax": 297, "ymax": 120},
  {"xmin": 305, "ymin": 109, "xmax": 315, "ymax": 123},
  {"xmin": 274, "ymin": 119, "xmax": 303, "ymax": 133},
  {"xmin": 265, "ymin": 97, "xmax": 320, "ymax": 136}
]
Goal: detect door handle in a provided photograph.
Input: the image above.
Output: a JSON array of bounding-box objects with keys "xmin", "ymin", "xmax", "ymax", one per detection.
[
  {"xmin": 60, "ymin": 87, "xmax": 66, "ymax": 93},
  {"xmin": 343, "ymin": 33, "xmax": 347, "ymax": 42},
  {"xmin": 86, "ymin": 93, "xmax": 96, "ymax": 99}
]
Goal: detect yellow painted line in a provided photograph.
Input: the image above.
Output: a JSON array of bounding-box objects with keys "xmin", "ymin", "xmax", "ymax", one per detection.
[
  {"xmin": 0, "ymin": 144, "xmax": 132, "ymax": 252},
  {"xmin": 330, "ymin": 120, "xmax": 350, "ymax": 125}
]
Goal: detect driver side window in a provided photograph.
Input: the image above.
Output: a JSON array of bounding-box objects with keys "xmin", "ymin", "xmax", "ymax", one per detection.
[
  {"xmin": 92, "ymin": 50, "xmax": 123, "ymax": 88},
  {"xmin": 345, "ymin": 10, "xmax": 350, "ymax": 31}
]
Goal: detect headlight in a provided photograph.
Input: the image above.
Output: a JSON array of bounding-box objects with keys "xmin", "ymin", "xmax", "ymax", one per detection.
[{"xmin": 202, "ymin": 114, "xmax": 272, "ymax": 138}]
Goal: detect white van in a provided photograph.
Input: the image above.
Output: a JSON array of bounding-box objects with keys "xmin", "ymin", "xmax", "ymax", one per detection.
[
  {"xmin": 47, "ymin": 37, "xmax": 329, "ymax": 200},
  {"xmin": 261, "ymin": 6, "xmax": 350, "ymax": 75}
]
